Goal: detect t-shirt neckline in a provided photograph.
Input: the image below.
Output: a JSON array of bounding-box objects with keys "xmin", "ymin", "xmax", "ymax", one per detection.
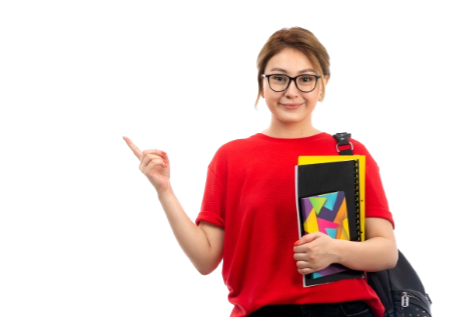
[{"xmin": 254, "ymin": 132, "xmax": 329, "ymax": 142}]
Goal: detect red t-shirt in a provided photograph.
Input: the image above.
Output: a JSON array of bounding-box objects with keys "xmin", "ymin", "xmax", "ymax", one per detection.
[{"xmin": 195, "ymin": 132, "xmax": 394, "ymax": 317}]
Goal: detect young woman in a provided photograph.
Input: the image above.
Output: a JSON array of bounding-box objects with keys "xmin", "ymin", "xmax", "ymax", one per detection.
[{"xmin": 124, "ymin": 27, "xmax": 398, "ymax": 317}]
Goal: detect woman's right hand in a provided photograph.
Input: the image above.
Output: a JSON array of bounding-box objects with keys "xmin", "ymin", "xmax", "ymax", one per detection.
[{"xmin": 123, "ymin": 136, "xmax": 171, "ymax": 194}]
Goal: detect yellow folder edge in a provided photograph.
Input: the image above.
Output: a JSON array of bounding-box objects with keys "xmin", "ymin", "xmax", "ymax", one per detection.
[{"xmin": 298, "ymin": 156, "xmax": 366, "ymax": 241}]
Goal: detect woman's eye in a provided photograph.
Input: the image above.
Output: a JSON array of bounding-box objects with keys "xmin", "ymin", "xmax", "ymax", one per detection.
[
  {"xmin": 299, "ymin": 76, "xmax": 314, "ymax": 83},
  {"xmin": 272, "ymin": 76, "xmax": 286, "ymax": 82}
]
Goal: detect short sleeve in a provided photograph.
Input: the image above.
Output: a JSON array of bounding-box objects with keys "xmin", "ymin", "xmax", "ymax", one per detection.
[
  {"xmin": 195, "ymin": 151, "xmax": 227, "ymax": 228},
  {"xmin": 353, "ymin": 140, "xmax": 395, "ymax": 228}
]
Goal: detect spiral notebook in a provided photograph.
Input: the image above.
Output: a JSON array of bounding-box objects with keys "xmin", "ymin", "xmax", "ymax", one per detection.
[{"xmin": 295, "ymin": 156, "xmax": 366, "ymax": 287}]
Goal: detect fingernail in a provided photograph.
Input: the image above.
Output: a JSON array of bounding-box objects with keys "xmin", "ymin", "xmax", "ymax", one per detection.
[
  {"xmin": 162, "ymin": 151, "xmax": 167, "ymax": 155},
  {"xmin": 294, "ymin": 240, "xmax": 300, "ymax": 246}
]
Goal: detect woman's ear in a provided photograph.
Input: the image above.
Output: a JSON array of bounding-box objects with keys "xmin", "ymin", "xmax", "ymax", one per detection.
[
  {"xmin": 260, "ymin": 90, "xmax": 265, "ymax": 99},
  {"xmin": 318, "ymin": 80, "xmax": 329, "ymax": 105}
]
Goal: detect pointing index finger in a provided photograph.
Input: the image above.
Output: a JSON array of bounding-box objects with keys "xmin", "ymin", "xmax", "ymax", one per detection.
[{"xmin": 123, "ymin": 136, "xmax": 142, "ymax": 160}]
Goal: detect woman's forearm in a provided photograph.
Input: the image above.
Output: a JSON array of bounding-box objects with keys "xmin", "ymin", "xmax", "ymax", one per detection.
[
  {"xmin": 335, "ymin": 237, "xmax": 398, "ymax": 272},
  {"xmin": 157, "ymin": 187, "xmax": 222, "ymax": 275}
]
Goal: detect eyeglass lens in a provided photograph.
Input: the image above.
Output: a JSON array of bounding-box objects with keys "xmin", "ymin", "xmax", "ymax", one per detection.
[{"xmin": 268, "ymin": 75, "xmax": 318, "ymax": 92}]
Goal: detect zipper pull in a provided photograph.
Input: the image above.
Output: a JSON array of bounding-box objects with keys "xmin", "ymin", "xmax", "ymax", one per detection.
[{"xmin": 401, "ymin": 292, "xmax": 410, "ymax": 308}]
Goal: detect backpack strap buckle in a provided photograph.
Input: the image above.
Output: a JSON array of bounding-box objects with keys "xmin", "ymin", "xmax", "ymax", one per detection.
[{"xmin": 333, "ymin": 132, "xmax": 354, "ymax": 155}]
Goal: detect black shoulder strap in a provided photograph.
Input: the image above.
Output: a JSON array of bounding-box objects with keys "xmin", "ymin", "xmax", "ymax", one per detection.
[{"xmin": 332, "ymin": 132, "xmax": 353, "ymax": 155}]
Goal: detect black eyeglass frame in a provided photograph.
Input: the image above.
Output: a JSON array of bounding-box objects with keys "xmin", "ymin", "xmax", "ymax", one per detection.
[{"xmin": 261, "ymin": 74, "xmax": 322, "ymax": 92}]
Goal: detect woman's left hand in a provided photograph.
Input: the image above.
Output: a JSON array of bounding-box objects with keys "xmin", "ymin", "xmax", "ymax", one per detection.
[{"xmin": 293, "ymin": 232, "xmax": 339, "ymax": 275}]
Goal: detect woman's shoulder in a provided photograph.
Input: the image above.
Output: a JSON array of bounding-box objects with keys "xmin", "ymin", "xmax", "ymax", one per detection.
[
  {"xmin": 206, "ymin": 134, "xmax": 258, "ymax": 163},
  {"xmin": 214, "ymin": 133, "xmax": 265, "ymax": 154}
]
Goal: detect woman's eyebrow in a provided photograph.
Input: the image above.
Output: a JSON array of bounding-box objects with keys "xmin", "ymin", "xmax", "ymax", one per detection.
[{"xmin": 269, "ymin": 67, "xmax": 317, "ymax": 74}]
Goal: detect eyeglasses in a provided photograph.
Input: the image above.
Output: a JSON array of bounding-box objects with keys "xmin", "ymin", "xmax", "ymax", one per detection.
[{"xmin": 262, "ymin": 74, "xmax": 321, "ymax": 92}]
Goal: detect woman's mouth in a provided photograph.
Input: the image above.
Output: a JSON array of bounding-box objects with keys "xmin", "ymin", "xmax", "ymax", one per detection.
[{"xmin": 280, "ymin": 103, "xmax": 302, "ymax": 110}]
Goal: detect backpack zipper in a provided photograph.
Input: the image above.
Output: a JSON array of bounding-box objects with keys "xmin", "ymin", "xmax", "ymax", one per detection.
[{"xmin": 400, "ymin": 291, "xmax": 424, "ymax": 308}]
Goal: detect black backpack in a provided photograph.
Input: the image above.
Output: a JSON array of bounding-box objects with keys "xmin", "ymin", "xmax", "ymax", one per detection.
[{"xmin": 333, "ymin": 132, "xmax": 432, "ymax": 317}]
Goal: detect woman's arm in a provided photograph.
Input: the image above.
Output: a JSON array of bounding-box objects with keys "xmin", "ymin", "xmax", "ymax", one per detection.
[
  {"xmin": 157, "ymin": 187, "xmax": 224, "ymax": 275},
  {"xmin": 334, "ymin": 218, "xmax": 398, "ymax": 271}
]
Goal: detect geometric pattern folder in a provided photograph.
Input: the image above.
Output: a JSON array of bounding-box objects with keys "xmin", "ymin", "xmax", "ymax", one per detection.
[
  {"xmin": 296, "ymin": 156, "xmax": 366, "ymax": 287},
  {"xmin": 300, "ymin": 191, "xmax": 350, "ymax": 279}
]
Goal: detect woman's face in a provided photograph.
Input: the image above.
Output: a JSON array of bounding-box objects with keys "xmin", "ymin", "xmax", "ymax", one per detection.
[{"xmin": 261, "ymin": 48, "xmax": 325, "ymax": 127}]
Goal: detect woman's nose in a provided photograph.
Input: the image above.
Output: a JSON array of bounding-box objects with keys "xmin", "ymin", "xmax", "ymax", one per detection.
[{"xmin": 285, "ymin": 78, "xmax": 299, "ymax": 97}]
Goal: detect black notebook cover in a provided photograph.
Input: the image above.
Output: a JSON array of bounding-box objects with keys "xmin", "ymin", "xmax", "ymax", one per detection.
[{"xmin": 295, "ymin": 159, "xmax": 365, "ymax": 287}]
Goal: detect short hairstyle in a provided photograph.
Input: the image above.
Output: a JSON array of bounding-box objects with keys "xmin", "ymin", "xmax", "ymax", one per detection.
[{"xmin": 255, "ymin": 27, "xmax": 330, "ymax": 108}]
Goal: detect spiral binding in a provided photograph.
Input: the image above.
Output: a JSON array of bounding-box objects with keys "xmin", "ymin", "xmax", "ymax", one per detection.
[{"xmin": 354, "ymin": 159, "xmax": 362, "ymax": 241}]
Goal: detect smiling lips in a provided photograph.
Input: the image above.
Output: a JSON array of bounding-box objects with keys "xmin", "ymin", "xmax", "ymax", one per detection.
[{"xmin": 280, "ymin": 103, "xmax": 302, "ymax": 109}]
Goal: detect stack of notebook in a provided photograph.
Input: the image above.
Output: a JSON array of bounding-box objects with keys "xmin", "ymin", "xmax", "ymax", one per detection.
[{"xmin": 295, "ymin": 156, "xmax": 366, "ymax": 287}]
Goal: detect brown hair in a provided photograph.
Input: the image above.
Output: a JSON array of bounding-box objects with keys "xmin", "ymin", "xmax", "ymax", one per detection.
[{"xmin": 255, "ymin": 27, "xmax": 330, "ymax": 108}]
